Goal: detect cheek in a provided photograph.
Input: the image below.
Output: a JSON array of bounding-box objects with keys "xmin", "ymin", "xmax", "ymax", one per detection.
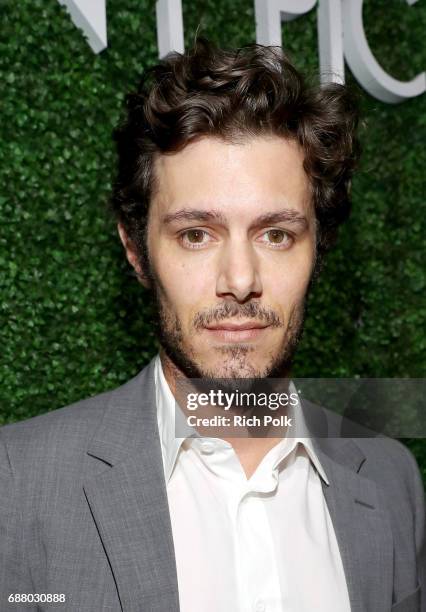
[
  {"xmin": 264, "ymin": 256, "xmax": 313, "ymax": 306},
  {"xmin": 155, "ymin": 256, "xmax": 214, "ymax": 310}
]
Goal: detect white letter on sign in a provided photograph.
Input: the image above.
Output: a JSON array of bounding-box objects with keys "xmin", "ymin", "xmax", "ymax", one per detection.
[
  {"xmin": 317, "ymin": 0, "xmax": 344, "ymax": 84},
  {"xmin": 342, "ymin": 0, "xmax": 426, "ymax": 103},
  {"xmin": 58, "ymin": 0, "xmax": 107, "ymax": 53},
  {"xmin": 255, "ymin": 0, "xmax": 344, "ymax": 84},
  {"xmin": 255, "ymin": 0, "xmax": 317, "ymax": 46},
  {"xmin": 156, "ymin": 0, "xmax": 184, "ymax": 58}
]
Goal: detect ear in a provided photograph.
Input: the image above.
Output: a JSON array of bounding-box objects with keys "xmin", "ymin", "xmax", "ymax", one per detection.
[{"xmin": 117, "ymin": 222, "xmax": 151, "ymax": 289}]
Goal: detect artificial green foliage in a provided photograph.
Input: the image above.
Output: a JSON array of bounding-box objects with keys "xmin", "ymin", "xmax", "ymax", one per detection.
[{"xmin": 0, "ymin": 0, "xmax": 425, "ymax": 482}]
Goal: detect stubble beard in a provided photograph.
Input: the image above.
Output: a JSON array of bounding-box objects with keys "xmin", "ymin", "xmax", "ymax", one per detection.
[{"xmin": 139, "ymin": 245, "xmax": 310, "ymax": 382}]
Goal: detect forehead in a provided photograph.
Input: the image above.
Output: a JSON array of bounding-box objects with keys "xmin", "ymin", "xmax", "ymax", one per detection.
[{"xmin": 150, "ymin": 135, "xmax": 312, "ymax": 222}]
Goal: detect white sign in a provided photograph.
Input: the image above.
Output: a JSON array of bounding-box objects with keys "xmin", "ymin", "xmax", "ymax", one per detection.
[
  {"xmin": 58, "ymin": 0, "xmax": 107, "ymax": 54},
  {"xmin": 58, "ymin": 0, "xmax": 425, "ymax": 104}
]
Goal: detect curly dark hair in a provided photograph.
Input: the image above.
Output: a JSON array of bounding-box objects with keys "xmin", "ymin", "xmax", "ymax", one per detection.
[{"xmin": 109, "ymin": 36, "xmax": 361, "ymax": 275}]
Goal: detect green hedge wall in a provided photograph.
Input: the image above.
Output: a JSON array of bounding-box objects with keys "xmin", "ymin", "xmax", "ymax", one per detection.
[{"xmin": 1, "ymin": 0, "xmax": 425, "ymax": 483}]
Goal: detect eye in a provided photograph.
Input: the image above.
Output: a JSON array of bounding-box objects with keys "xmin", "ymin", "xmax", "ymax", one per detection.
[
  {"xmin": 178, "ymin": 229, "xmax": 212, "ymax": 249},
  {"xmin": 260, "ymin": 229, "xmax": 294, "ymax": 249}
]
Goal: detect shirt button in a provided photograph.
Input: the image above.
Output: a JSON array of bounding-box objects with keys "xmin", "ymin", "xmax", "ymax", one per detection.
[
  {"xmin": 199, "ymin": 441, "xmax": 215, "ymax": 454},
  {"xmin": 254, "ymin": 600, "xmax": 265, "ymax": 612}
]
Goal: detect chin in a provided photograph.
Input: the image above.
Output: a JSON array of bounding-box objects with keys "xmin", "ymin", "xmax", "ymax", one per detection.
[{"xmin": 199, "ymin": 359, "xmax": 268, "ymax": 380}]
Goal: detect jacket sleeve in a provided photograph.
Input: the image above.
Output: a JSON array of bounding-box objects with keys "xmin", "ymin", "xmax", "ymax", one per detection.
[
  {"xmin": 0, "ymin": 430, "xmax": 37, "ymax": 611},
  {"xmin": 403, "ymin": 444, "xmax": 426, "ymax": 612}
]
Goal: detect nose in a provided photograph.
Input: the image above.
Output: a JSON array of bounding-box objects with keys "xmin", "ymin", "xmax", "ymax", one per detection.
[{"xmin": 216, "ymin": 238, "xmax": 262, "ymax": 302}]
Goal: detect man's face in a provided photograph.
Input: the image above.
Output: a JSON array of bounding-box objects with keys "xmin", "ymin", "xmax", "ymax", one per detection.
[{"xmin": 119, "ymin": 135, "xmax": 317, "ymax": 379}]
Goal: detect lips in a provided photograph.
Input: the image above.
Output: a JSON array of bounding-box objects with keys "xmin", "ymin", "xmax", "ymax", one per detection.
[
  {"xmin": 204, "ymin": 323, "xmax": 269, "ymax": 342},
  {"xmin": 205, "ymin": 322, "xmax": 268, "ymax": 331}
]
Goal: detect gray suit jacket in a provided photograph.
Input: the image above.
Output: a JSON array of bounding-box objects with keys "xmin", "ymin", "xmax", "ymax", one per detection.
[{"xmin": 0, "ymin": 356, "xmax": 425, "ymax": 612}]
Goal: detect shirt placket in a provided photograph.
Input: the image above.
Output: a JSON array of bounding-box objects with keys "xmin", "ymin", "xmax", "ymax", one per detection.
[{"xmin": 230, "ymin": 481, "xmax": 284, "ymax": 612}]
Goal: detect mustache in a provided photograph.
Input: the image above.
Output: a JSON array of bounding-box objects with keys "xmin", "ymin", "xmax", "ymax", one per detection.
[{"xmin": 193, "ymin": 302, "xmax": 283, "ymax": 330}]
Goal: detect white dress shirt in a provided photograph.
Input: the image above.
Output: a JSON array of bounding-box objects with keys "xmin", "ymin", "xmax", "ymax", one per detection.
[{"xmin": 154, "ymin": 354, "xmax": 351, "ymax": 612}]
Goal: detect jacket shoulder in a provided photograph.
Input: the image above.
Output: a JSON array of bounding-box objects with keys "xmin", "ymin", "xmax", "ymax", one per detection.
[
  {"xmin": 354, "ymin": 435, "xmax": 422, "ymax": 487},
  {"xmin": 320, "ymin": 401, "xmax": 423, "ymax": 483},
  {"xmin": 0, "ymin": 366, "xmax": 150, "ymax": 472}
]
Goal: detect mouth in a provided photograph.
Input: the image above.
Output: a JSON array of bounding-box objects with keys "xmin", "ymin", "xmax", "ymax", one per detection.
[{"xmin": 204, "ymin": 322, "xmax": 270, "ymax": 342}]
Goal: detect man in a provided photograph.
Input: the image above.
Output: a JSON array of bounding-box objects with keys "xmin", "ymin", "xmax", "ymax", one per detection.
[{"xmin": 0, "ymin": 37, "xmax": 424, "ymax": 612}]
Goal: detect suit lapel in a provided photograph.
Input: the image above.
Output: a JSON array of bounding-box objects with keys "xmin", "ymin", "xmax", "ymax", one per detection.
[
  {"xmin": 319, "ymin": 440, "xmax": 393, "ymax": 612},
  {"xmin": 311, "ymin": 435, "xmax": 394, "ymax": 612},
  {"xmin": 83, "ymin": 357, "xmax": 180, "ymax": 612}
]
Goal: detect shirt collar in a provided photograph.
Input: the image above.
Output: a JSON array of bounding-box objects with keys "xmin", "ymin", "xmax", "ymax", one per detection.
[
  {"xmin": 154, "ymin": 353, "xmax": 186, "ymax": 483},
  {"xmin": 154, "ymin": 353, "xmax": 329, "ymax": 485}
]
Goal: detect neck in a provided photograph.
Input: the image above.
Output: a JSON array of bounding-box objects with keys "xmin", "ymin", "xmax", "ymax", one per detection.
[
  {"xmin": 159, "ymin": 348, "xmax": 183, "ymax": 396},
  {"xmin": 158, "ymin": 347, "xmax": 287, "ymax": 479}
]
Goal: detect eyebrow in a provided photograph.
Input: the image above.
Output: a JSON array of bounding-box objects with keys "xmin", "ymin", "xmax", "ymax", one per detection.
[
  {"xmin": 161, "ymin": 207, "xmax": 309, "ymax": 231},
  {"xmin": 162, "ymin": 209, "xmax": 227, "ymax": 226}
]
